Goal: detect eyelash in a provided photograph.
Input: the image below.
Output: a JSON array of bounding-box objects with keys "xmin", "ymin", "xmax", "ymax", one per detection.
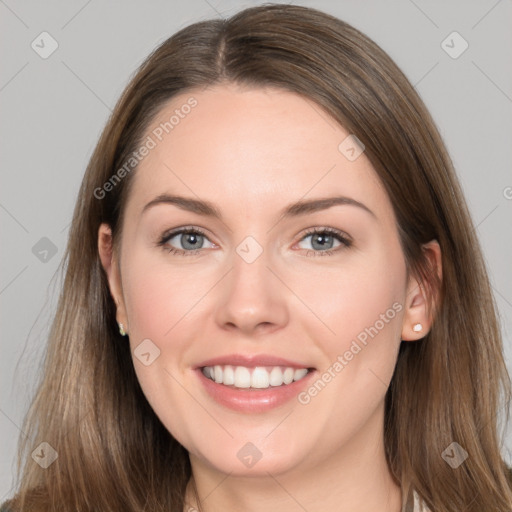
[{"xmin": 156, "ymin": 226, "xmax": 352, "ymax": 257}]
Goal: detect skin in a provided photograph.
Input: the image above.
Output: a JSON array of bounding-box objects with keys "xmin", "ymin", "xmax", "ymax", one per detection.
[{"xmin": 98, "ymin": 83, "xmax": 442, "ymax": 512}]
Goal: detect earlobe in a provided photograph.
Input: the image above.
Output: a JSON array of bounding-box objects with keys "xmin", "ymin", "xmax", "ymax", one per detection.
[
  {"xmin": 401, "ymin": 239, "xmax": 442, "ymax": 342},
  {"xmin": 401, "ymin": 279, "xmax": 429, "ymax": 341}
]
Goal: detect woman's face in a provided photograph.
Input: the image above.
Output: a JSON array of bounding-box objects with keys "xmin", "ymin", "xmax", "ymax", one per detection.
[{"xmin": 100, "ymin": 83, "xmax": 432, "ymax": 477}]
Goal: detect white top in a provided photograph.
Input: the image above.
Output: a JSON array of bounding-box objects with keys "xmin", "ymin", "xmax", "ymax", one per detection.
[{"xmin": 413, "ymin": 490, "xmax": 431, "ymax": 511}]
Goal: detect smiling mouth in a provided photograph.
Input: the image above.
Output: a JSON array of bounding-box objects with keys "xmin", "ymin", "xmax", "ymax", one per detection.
[{"xmin": 201, "ymin": 364, "xmax": 314, "ymax": 389}]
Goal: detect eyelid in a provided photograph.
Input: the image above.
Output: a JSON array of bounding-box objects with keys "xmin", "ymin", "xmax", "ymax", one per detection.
[
  {"xmin": 298, "ymin": 226, "xmax": 352, "ymax": 242},
  {"xmin": 158, "ymin": 225, "xmax": 210, "ymax": 242}
]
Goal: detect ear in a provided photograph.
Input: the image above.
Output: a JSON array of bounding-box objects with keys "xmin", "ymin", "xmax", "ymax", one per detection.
[
  {"xmin": 401, "ymin": 239, "xmax": 442, "ymax": 341},
  {"xmin": 98, "ymin": 223, "xmax": 129, "ymax": 334}
]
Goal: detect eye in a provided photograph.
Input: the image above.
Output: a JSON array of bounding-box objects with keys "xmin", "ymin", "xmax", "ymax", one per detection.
[
  {"xmin": 296, "ymin": 227, "xmax": 352, "ymax": 256},
  {"xmin": 156, "ymin": 226, "xmax": 352, "ymax": 257},
  {"xmin": 157, "ymin": 227, "xmax": 215, "ymax": 256}
]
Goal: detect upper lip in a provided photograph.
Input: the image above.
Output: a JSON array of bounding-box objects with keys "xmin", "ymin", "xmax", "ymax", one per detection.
[{"xmin": 195, "ymin": 354, "xmax": 315, "ymax": 370}]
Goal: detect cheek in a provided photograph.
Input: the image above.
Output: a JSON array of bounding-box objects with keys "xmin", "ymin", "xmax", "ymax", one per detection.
[
  {"xmin": 122, "ymin": 252, "xmax": 214, "ymax": 340},
  {"xmin": 120, "ymin": 255, "xmax": 206, "ymax": 438},
  {"xmin": 299, "ymin": 242, "xmax": 407, "ymax": 365},
  {"xmin": 120, "ymin": 252, "xmax": 216, "ymax": 401},
  {"xmin": 125, "ymin": 277, "xmax": 174, "ymax": 338},
  {"xmin": 291, "ymin": 245, "xmax": 407, "ymax": 445}
]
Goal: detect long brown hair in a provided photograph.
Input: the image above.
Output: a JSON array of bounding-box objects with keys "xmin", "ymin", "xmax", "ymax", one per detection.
[{"xmin": 6, "ymin": 4, "xmax": 512, "ymax": 511}]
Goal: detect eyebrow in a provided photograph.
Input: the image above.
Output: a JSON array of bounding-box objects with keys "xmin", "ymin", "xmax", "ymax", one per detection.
[{"xmin": 141, "ymin": 194, "xmax": 376, "ymax": 220}]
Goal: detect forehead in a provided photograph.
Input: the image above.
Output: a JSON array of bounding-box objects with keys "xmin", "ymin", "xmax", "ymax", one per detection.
[{"xmin": 125, "ymin": 83, "xmax": 392, "ymax": 225}]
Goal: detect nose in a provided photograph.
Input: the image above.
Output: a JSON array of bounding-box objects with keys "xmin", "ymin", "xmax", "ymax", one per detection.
[{"xmin": 214, "ymin": 245, "xmax": 289, "ymax": 337}]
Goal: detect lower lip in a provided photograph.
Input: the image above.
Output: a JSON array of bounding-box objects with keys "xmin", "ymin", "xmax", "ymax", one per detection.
[{"xmin": 195, "ymin": 368, "xmax": 317, "ymax": 413}]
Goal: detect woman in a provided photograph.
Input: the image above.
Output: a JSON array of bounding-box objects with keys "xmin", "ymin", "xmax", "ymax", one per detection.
[{"xmin": 3, "ymin": 4, "xmax": 511, "ymax": 511}]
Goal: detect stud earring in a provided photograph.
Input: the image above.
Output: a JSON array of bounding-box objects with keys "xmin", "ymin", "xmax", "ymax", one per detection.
[
  {"xmin": 412, "ymin": 323, "xmax": 423, "ymax": 332},
  {"xmin": 119, "ymin": 323, "xmax": 127, "ymax": 336}
]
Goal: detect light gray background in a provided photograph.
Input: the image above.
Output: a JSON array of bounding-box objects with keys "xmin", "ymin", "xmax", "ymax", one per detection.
[{"xmin": 1, "ymin": 0, "xmax": 511, "ymax": 502}]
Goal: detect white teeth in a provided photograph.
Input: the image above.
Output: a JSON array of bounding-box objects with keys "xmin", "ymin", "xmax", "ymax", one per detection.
[
  {"xmin": 234, "ymin": 366, "xmax": 251, "ymax": 388},
  {"xmin": 201, "ymin": 364, "xmax": 311, "ymax": 389},
  {"xmin": 294, "ymin": 368, "xmax": 308, "ymax": 381},
  {"xmin": 251, "ymin": 367, "xmax": 269, "ymax": 388},
  {"xmin": 283, "ymin": 367, "xmax": 294, "ymax": 385},
  {"xmin": 223, "ymin": 365, "xmax": 235, "ymax": 385},
  {"xmin": 269, "ymin": 367, "xmax": 283, "ymax": 386}
]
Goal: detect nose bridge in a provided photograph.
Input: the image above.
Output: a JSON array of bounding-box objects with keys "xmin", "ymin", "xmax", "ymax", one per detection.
[
  {"xmin": 232, "ymin": 233, "xmax": 271, "ymax": 288},
  {"xmin": 214, "ymin": 232, "xmax": 288, "ymax": 334}
]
